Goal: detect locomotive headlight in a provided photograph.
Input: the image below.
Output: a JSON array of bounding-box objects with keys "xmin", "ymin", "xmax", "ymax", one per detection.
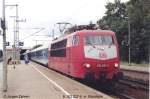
[
  {"xmin": 84, "ymin": 63, "xmax": 91, "ymax": 68},
  {"xmin": 114, "ymin": 63, "xmax": 119, "ymax": 68}
]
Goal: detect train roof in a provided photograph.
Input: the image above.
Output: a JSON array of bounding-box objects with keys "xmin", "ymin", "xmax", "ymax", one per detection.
[
  {"xmin": 30, "ymin": 44, "xmax": 49, "ymax": 53},
  {"xmin": 23, "ymin": 43, "xmax": 49, "ymax": 55},
  {"xmin": 76, "ymin": 30, "xmax": 115, "ymax": 34},
  {"xmin": 52, "ymin": 29, "xmax": 115, "ymax": 43},
  {"xmin": 22, "ymin": 49, "xmax": 30, "ymax": 55}
]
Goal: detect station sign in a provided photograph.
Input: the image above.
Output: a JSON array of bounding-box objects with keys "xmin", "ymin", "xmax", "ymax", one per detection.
[
  {"xmin": 6, "ymin": 42, "xmax": 10, "ymax": 46},
  {"xmin": 19, "ymin": 42, "xmax": 24, "ymax": 46},
  {"xmin": 0, "ymin": 19, "xmax": 6, "ymax": 30}
]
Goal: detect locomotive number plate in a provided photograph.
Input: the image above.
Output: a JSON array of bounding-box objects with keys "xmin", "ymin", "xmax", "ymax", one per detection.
[{"xmin": 97, "ymin": 64, "xmax": 108, "ymax": 67}]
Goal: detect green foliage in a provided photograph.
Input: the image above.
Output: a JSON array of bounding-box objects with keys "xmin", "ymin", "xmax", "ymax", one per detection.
[
  {"xmin": 126, "ymin": 0, "xmax": 150, "ymax": 63},
  {"xmin": 97, "ymin": 0, "xmax": 150, "ymax": 63}
]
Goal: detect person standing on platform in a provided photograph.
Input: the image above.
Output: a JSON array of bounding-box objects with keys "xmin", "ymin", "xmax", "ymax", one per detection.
[
  {"xmin": 7, "ymin": 56, "xmax": 12, "ymax": 64},
  {"xmin": 24, "ymin": 54, "xmax": 29, "ymax": 64}
]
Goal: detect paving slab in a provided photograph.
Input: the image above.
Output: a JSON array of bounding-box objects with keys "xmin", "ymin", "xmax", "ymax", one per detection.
[{"xmin": 0, "ymin": 62, "xmax": 113, "ymax": 99}]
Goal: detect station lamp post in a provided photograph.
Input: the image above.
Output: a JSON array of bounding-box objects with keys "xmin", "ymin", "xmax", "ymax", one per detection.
[
  {"xmin": 2, "ymin": 0, "xmax": 7, "ymax": 92},
  {"xmin": 125, "ymin": 17, "xmax": 131, "ymax": 65},
  {"xmin": 1, "ymin": 2, "xmax": 25, "ymax": 91},
  {"xmin": 6, "ymin": 4, "xmax": 26, "ymax": 64},
  {"xmin": 128, "ymin": 18, "xmax": 131, "ymax": 66},
  {"xmin": 6, "ymin": 4, "xmax": 19, "ymax": 69},
  {"xmin": 9, "ymin": 16, "xmax": 17, "ymax": 68}
]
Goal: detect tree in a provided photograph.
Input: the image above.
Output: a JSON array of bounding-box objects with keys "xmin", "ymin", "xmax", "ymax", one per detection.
[
  {"xmin": 97, "ymin": 0, "xmax": 150, "ymax": 63},
  {"xmin": 126, "ymin": 0, "xmax": 150, "ymax": 63},
  {"xmin": 97, "ymin": 0, "xmax": 128, "ymax": 61}
]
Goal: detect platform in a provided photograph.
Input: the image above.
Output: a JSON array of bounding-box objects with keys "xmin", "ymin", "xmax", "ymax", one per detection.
[
  {"xmin": 120, "ymin": 65, "xmax": 149, "ymax": 73},
  {"xmin": 0, "ymin": 62, "xmax": 113, "ymax": 99}
]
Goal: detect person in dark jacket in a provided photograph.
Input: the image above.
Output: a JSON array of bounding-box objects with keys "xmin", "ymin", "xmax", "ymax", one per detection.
[{"xmin": 7, "ymin": 56, "xmax": 12, "ymax": 64}]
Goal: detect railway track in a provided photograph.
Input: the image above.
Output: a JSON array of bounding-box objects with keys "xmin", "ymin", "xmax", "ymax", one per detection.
[
  {"xmin": 119, "ymin": 77, "xmax": 149, "ymax": 91},
  {"xmin": 114, "ymin": 74, "xmax": 149, "ymax": 99},
  {"xmin": 34, "ymin": 61, "xmax": 149, "ymax": 99},
  {"xmin": 117, "ymin": 93, "xmax": 136, "ymax": 99},
  {"xmin": 123, "ymin": 76, "xmax": 148, "ymax": 86},
  {"xmin": 121, "ymin": 68, "xmax": 149, "ymax": 84},
  {"xmin": 85, "ymin": 73, "xmax": 149, "ymax": 99}
]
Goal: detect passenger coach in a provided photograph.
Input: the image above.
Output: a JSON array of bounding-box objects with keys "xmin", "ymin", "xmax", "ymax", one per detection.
[
  {"xmin": 48, "ymin": 30, "xmax": 123, "ymax": 82},
  {"xmin": 28, "ymin": 44, "xmax": 49, "ymax": 66}
]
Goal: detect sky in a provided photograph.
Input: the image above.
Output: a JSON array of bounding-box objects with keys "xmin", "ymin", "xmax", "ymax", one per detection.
[{"xmin": 0, "ymin": 0, "xmax": 129, "ymax": 49}]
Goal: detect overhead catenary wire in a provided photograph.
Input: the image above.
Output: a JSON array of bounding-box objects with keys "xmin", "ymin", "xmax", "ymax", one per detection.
[
  {"xmin": 19, "ymin": 28, "xmax": 45, "ymax": 42},
  {"xmin": 52, "ymin": 1, "xmax": 90, "ymax": 37}
]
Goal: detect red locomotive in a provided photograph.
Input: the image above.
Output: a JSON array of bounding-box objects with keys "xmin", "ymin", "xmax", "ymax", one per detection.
[{"xmin": 48, "ymin": 30, "xmax": 123, "ymax": 82}]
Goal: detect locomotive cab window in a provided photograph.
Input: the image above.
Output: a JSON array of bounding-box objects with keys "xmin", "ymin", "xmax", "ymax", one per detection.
[
  {"xmin": 102, "ymin": 35, "xmax": 114, "ymax": 45},
  {"xmin": 84, "ymin": 35, "xmax": 114, "ymax": 45},
  {"xmin": 72, "ymin": 35, "xmax": 79, "ymax": 46},
  {"xmin": 50, "ymin": 39, "xmax": 67, "ymax": 57}
]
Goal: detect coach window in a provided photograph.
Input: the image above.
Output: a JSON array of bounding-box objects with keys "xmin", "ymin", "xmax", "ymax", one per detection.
[
  {"xmin": 46, "ymin": 49, "xmax": 48, "ymax": 57},
  {"xmin": 50, "ymin": 39, "xmax": 67, "ymax": 57},
  {"xmin": 72, "ymin": 35, "xmax": 79, "ymax": 46}
]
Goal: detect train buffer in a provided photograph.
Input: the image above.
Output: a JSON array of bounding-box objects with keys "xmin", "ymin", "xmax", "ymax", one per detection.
[{"xmin": 0, "ymin": 62, "xmax": 113, "ymax": 99}]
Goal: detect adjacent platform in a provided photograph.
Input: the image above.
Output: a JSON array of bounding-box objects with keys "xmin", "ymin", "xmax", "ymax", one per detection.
[
  {"xmin": 0, "ymin": 62, "xmax": 113, "ymax": 99},
  {"xmin": 120, "ymin": 65, "xmax": 149, "ymax": 73},
  {"xmin": 120, "ymin": 64, "xmax": 149, "ymax": 83}
]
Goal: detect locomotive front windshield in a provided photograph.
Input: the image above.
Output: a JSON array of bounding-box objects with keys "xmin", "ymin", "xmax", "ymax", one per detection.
[{"xmin": 84, "ymin": 35, "xmax": 114, "ymax": 45}]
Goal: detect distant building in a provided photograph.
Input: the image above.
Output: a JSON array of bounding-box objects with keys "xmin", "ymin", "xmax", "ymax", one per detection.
[
  {"xmin": 6, "ymin": 47, "xmax": 31, "ymax": 64},
  {"xmin": 6, "ymin": 48, "xmax": 20, "ymax": 64}
]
